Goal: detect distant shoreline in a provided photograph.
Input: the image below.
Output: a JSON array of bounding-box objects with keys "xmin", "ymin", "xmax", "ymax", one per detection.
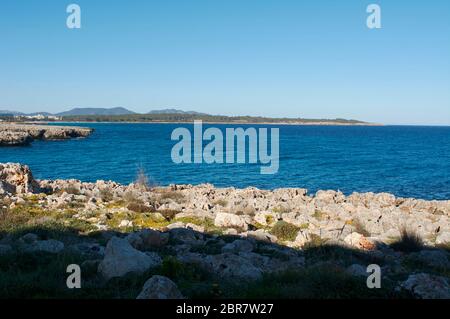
[{"xmin": 45, "ymin": 120, "xmax": 383, "ymax": 126}]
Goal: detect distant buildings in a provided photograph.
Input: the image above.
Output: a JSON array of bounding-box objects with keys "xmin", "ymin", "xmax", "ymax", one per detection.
[{"xmin": 0, "ymin": 114, "xmax": 61, "ymax": 122}]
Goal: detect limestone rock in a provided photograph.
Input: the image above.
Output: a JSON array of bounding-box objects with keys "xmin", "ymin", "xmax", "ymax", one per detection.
[
  {"xmin": 214, "ymin": 213, "xmax": 248, "ymax": 231},
  {"xmin": 400, "ymin": 273, "xmax": 450, "ymax": 299},
  {"xmin": 137, "ymin": 275, "xmax": 184, "ymax": 299},
  {"xmin": 222, "ymin": 239, "xmax": 254, "ymax": 253},
  {"xmin": 0, "ymin": 163, "xmax": 39, "ymax": 195},
  {"xmin": 344, "ymin": 232, "xmax": 376, "ymax": 250},
  {"xmin": 98, "ymin": 237, "xmax": 162, "ymax": 280}
]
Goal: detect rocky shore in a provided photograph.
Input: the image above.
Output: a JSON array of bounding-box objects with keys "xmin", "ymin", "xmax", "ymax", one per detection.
[
  {"xmin": 0, "ymin": 163, "xmax": 449, "ymax": 299},
  {"xmin": 0, "ymin": 123, "xmax": 93, "ymax": 146}
]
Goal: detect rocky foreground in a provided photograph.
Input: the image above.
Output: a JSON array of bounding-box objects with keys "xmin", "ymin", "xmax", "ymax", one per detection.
[
  {"xmin": 0, "ymin": 123, "xmax": 93, "ymax": 146},
  {"xmin": 0, "ymin": 163, "xmax": 449, "ymax": 299}
]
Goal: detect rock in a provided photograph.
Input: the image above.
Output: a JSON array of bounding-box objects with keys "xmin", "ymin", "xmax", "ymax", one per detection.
[
  {"xmin": 293, "ymin": 231, "xmax": 308, "ymax": 248},
  {"xmin": 68, "ymin": 243, "xmax": 105, "ymax": 258},
  {"xmin": 20, "ymin": 233, "xmax": 39, "ymax": 244},
  {"xmin": 346, "ymin": 264, "xmax": 367, "ymax": 277},
  {"xmin": 166, "ymin": 222, "xmax": 185, "ymax": 230},
  {"xmin": 214, "ymin": 213, "xmax": 248, "ymax": 231},
  {"xmin": 0, "ymin": 123, "xmax": 92, "ymax": 146},
  {"xmin": 119, "ymin": 220, "xmax": 133, "ymax": 228},
  {"xmin": 222, "ymin": 239, "xmax": 254, "ymax": 253},
  {"xmin": 400, "ymin": 273, "xmax": 450, "ymax": 299},
  {"xmin": 436, "ymin": 232, "xmax": 450, "ymax": 245},
  {"xmin": 136, "ymin": 275, "xmax": 184, "ymax": 299},
  {"xmin": 81, "ymin": 259, "xmax": 102, "ymax": 273},
  {"xmin": 344, "ymin": 232, "xmax": 376, "ymax": 250},
  {"xmin": 126, "ymin": 229, "xmax": 169, "ymax": 250},
  {"xmin": 244, "ymin": 230, "xmax": 278, "ymax": 243},
  {"xmin": 185, "ymin": 223, "xmax": 205, "ymax": 233},
  {"xmin": 169, "ymin": 227, "xmax": 201, "ymax": 244},
  {"xmin": 98, "ymin": 237, "xmax": 162, "ymax": 280},
  {"xmin": 203, "ymin": 253, "xmax": 263, "ymax": 281},
  {"xmin": 27, "ymin": 239, "xmax": 64, "ymax": 254},
  {"xmin": 253, "ymin": 211, "xmax": 278, "ymax": 227},
  {"xmin": 0, "ymin": 163, "xmax": 39, "ymax": 194},
  {"xmin": 0, "ymin": 131, "xmax": 32, "ymax": 146}
]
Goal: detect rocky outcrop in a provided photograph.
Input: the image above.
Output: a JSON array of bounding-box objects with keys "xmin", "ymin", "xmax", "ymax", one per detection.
[
  {"xmin": 0, "ymin": 163, "xmax": 40, "ymax": 195},
  {"xmin": 1, "ymin": 163, "xmax": 450, "ymax": 299},
  {"xmin": 136, "ymin": 276, "xmax": 184, "ymax": 299},
  {"xmin": 400, "ymin": 273, "xmax": 450, "ymax": 299},
  {"xmin": 0, "ymin": 131, "xmax": 33, "ymax": 146},
  {"xmin": 0, "ymin": 123, "xmax": 92, "ymax": 146}
]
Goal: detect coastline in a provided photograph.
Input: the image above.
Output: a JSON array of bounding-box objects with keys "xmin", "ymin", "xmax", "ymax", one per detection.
[
  {"xmin": 0, "ymin": 123, "xmax": 93, "ymax": 146},
  {"xmin": 1, "ymin": 162, "xmax": 449, "ymax": 299},
  {"xmin": 51, "ymin": 120, "xmax": 383, "ymax": 126}
]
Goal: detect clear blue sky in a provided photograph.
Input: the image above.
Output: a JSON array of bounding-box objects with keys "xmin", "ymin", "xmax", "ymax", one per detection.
[{"xmin": 1, "ymin": 0, "xmax": 449, "ymax": 125}]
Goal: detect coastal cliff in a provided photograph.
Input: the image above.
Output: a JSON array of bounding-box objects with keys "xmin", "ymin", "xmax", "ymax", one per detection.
[
  {"xmin": 0, "ymin": 123, "xmax": 93, "ymax": 146},
  {"xmin": 0, "ymin": 163, "xmax": 449, "ymax": 299}
]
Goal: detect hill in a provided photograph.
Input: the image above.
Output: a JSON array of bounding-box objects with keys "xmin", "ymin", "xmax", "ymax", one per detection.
[{"xmin": 56, "ymin": 107, "xmax": 136, "ymax": 116}]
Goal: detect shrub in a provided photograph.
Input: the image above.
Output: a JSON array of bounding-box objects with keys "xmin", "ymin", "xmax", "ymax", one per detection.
[
  {"xmin": 390, "ymin": 228, "xmax": 424, "ymax": 253},
  {"xmin": 270, "ymin": 221, "xmax": 299, "ymax": 242},
  {"xmin": 127, "ymin": 202, "xmax": 151, "ymax": 213},
  {"xmin": 99, "ymin": 189, "xmax": 114, "ymax": 202}
]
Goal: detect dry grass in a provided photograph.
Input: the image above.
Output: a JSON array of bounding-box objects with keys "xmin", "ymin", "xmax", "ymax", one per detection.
[{"xmin": 390, "ymin": 228, "xmax": 424, "ymax": 253}]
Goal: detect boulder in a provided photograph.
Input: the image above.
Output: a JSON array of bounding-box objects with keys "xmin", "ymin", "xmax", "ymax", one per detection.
[
  {"xmin": 203, "ymin": 253, "xmax": 263, "ymax": 281},
  {"xmin": 436, "ymin": 232, "xmax": 450, "ymax": 245},
  {"xmin": 214, "ymin": 213, "xmax": 248, "ymax": 231},
  {"xmin": 169, "ymin": 227, "xmax": 201, "ymax": 244},
  {"xmin": 344, "ymin": 232, "xmax": 376, "ymax": 250},
  {"xmin": 136, "ymin": 275, "xmax": 184, "ymax": 299},
  {"xmin": 98, "ymin": 237, "xmax": 162, "ymax": 280},
  {"xmin": 126, "ymin": 229, "xmax": 169, "ymax": 250},
  {"xmin": 244, "ymin": 230, "xmax": 277, "ymax": 243},
  {"xmin": 222, "ymin": 239, "xmax": 254, "ymax": 253},
  {"xmin": 400, "ymin": 273, "xmax": 450, "ymax": 299},
  {"xmin": 0, "ymin": 163, "xmax": 39, "ymax": 195}
]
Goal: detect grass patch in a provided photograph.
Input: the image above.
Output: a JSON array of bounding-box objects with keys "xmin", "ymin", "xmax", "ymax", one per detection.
[
  {"xmin": 312, "ymin": 210, "xmax": 328, "ymax": 221},
  {"xmin": 352, "ymin": 219, "xmax": 371, "ymax": 237}
]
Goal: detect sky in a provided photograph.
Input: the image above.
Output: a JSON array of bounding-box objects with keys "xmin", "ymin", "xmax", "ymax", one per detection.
[{"xmin": 0, "ymin": 0, "xmax": 449, "ymax": 125}]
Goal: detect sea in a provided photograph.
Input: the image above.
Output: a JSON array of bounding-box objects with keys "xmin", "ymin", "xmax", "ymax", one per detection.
[{"xmin": 1, "ymin": 123, "xmax": 449, "ymax": 200}]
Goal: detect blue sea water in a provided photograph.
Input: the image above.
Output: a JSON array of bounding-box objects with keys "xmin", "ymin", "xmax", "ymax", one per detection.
[{"xmin": 1, "ymin": 123, "xmax": 449, "ymax": 200}]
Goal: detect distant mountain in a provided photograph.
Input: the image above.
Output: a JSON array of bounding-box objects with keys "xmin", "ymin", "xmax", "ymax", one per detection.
[
  {"xmin": 57, "ymin": 107, "xmax": 136, "ymax": 116},
  {"xmin": 147, "ymin": 108, "xmax": 208, "ymax": 115}
]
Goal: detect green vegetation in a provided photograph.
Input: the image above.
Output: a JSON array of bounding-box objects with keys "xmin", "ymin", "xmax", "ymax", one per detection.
[
  {"xmin": 59, "ymin": 113, "xmax": 369, "ymax": 125},
  {"xmin": 312, "ymin": 210, "xmax": 328, "ymax": 221},
  {"xmin": 269, "ymin": 221, "xmax": 299, "ymax": 242}
]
